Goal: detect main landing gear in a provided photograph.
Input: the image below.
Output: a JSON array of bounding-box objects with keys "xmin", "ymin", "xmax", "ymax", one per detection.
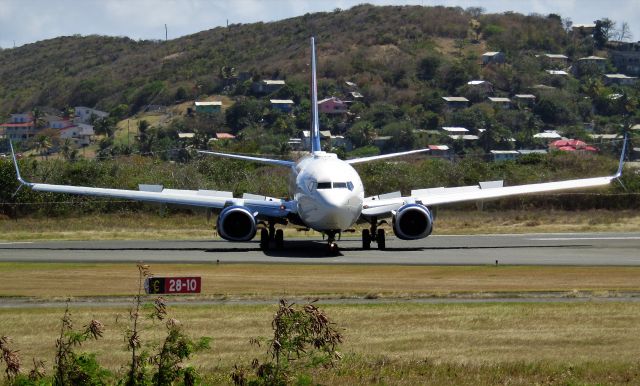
[
  {"xmin": 260, "ymin": 222, "xmax": 284, "ymax": 251},
  {"xmin": 362, "ymin": 217, "xmax": 386, "ymax": 250}
]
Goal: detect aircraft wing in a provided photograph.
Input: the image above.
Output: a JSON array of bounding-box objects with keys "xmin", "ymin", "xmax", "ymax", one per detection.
[
  {"xmin": 9, "ymin": 143, "xmax": 294, "ymax": 219},
  {"xmin": 362, "ymin": 137, "xmax": 627, "ymax": 217}
]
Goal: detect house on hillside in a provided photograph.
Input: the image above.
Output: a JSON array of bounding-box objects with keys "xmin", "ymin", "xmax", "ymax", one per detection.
[
  {"xmin": 60, "ymin": 123, "xmax": 94, "ymax": 146},
  {"xmin": 514, "ymin": 94, "xmax": 536, "ymax": 107},
  {"xmin": 252, "ymin": 79, "xmax": 285, "ymax": 94},
  {"xmin": 194, "ymin": 101, "xmax": 222, "ymax": 113},
  {"xmin": 441, "ymin": 127, "xmax": 468, "ymax": 135},
  {"xmin": 538, "ymin": 53, "xmax": 569, "ymax": 66},
  {"xmin": 490, "ymin": 150, "xmax": 519, "ymax": 161},
  {"xmin": 572, "ymin": 23, "xmax": 596, "ymax": 36},
  {"xmin": 467, "ymin": 80, "xmax": 494, "ymax": 93},
  {"xmin": 442, "ymin": 96, "xmax": 469, "ymax": 109},
  {"xmin": 74, "ymin": 106, "xmax": 109, "ymax": 124},
  {"xmin": 270, "ymin": 99, "xmax": 294, "ymax": 113},
  {"xmin": 301, "ymin": 130, "xmax": 331, "ymax": 149},
  {"xmin": 428, "ymin": 145, "xmax": 452, "ymax": 159},
  {"xmin": 482, "ymin": 51, "xmax": 505, "ymax": 65},
  {"xmin": 318, "ymin": 97, "xmax": 348, "ymax": 114},
  {"xmin": 603, "ymin": 73, "xmax": 638, "ymax": 86},
  {"xmin": 488, "ymin": 97, "xmax": 512, "ymax": 109},
  {"xmin": 608, "ymin": 40, "xmax": 640, "ymax": 76},
  {"xmin": 572, "ymin": 56, "xmax": 607, "ymax": 75},
  {"xmin": 1, "ymin": 113, "xmax": 36, "ymax": 141}
]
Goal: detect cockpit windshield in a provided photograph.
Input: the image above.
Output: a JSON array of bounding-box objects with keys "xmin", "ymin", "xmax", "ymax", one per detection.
[{"xmin": 315, "ymin": 181, "xmax": 354, "ymax": 191}]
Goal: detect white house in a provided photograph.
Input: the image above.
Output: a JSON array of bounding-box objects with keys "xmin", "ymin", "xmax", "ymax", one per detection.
[{"xmin": 74, "ymin": 106, "xmax": 109, "ymax": 124}]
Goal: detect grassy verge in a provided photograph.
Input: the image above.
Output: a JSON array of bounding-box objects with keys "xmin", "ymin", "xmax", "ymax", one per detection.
[
  {"xmin": 1, "ymin": 263, "xmax": 639, "ymax": 298},
  {"xmin": 2, "ymin": 209, "xmax": 640, "ymax": 241},
  {"xmin": 1, "ymin": 302, "xmax": 640, "ymax": 384}
]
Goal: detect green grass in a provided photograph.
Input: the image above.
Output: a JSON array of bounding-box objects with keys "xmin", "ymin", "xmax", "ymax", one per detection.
[
  {"xmin": 1, "ymin": 209, "xmax": 640, "ymax": 241},
  {"xmin": 1, "ymin": 302, "xmax": 640, "ymax": 384}
]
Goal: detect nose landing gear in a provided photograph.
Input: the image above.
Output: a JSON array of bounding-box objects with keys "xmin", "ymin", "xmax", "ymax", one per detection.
[{"xmin": 324, "ymin": 230, "xmax": 341, "ymax": 255}]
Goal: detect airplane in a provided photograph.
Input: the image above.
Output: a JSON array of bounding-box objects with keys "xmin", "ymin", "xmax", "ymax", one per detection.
[{"xmin": 9, "ymin": 37, "xmax": 628, "ymax": 254}]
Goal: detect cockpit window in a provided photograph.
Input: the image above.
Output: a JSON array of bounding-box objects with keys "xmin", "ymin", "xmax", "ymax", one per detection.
[
  {"xmin": 333, "ymin": 182, "xmax": 347, "ymax": 189},
  {"xmin": 317, "ymin": 182, "xmax": 332, "ymax": 189}
]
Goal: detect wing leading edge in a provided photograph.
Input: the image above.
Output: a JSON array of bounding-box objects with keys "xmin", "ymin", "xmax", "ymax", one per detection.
[
  {"xmin": 9, "ymin": 142, "xmax": 294, "ymax": 218},
  {"xmin": 362, "ymin": 136, "xmax": 628, "ymax": 217}
]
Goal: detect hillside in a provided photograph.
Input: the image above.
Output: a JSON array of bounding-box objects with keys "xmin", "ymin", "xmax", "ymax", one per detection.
[{"xmin": 0, "ymin": 4, "xmax": 570, "ymax": 116}]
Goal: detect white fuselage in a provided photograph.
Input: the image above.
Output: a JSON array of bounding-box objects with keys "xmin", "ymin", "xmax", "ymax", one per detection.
[{"xmin": 290, "ymin": 151, "xmax": 364, "ymax": 231}]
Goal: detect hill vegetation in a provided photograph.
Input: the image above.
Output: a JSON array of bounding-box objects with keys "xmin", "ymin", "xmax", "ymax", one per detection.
[{"xmin": 0, "ymin": 5, "xmax": 637, "ymax": 158}]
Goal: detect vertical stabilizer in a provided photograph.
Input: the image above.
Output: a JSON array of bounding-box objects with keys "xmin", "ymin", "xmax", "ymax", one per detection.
[{"xmin": 310, "ymin": 37, "xmax": 322, "ymax": 153}]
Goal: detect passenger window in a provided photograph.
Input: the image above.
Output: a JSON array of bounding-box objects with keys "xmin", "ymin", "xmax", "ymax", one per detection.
[
  {"xmin": 317, "ymin": 182, "xmax": 331, "ymax": 189},
  {"xmin": 347, "ymin": 181, "xmax": 354, "ymax": 191},
  {"xmin": 333, "ymin": 182, "xmax": 347, "ymax": 189}
]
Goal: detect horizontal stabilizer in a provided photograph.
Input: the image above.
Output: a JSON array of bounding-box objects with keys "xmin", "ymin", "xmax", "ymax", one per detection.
[
  {"xmin": 346, "ymin": 148, "xmax": 429, "ymax": 164},
  {"xmin": 198, "ymin": 150, "xmax": 295, "ymax": 168}
]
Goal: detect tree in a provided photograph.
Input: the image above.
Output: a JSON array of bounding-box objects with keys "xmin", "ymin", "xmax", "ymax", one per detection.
[
  {"xmin": 34, "ymin": 134, "xmax": 53, "ymax": 160},
  {"xmin": 416, "ymin": 55, "xmax": 441, "ymax": 82},
  {"xmin": 616, "ymin": 21, "xmax": 633, "ymax": 42},
  {"xmin": 593, "ymin": 18, "xmax": 616, "ymax": 48}
]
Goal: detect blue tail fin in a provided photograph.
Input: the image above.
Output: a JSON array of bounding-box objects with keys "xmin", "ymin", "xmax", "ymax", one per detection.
[{"xmin": 310, "ymin": 37, "xmax": 321, "ymax": 153}]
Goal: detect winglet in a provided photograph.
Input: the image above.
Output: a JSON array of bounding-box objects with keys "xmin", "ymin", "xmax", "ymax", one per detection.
[
  {"xmin": 310, "ymin": 37, "xmax": 321, "ymax": 153},
  {"xmin": 615, "ymin": 133, "xmax": 628, "ymax": 178},
  {"xmin": 9, "ymin": 140, "xmax": 31, "ymax": 186}
]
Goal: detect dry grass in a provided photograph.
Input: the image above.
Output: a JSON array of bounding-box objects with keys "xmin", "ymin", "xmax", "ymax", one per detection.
[
  {"xmin": 1, "ymin": 263, "xmax": 640, "ymax": 298},
  {"xmin": 2, "ymin": 209, "xmax": 640, "ymax": 242},
  {"xmin": 1, "ymin": 302, "xmax": 640, "ymax": 384}
]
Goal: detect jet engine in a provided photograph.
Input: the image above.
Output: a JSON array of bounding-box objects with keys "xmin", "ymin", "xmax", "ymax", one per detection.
[
  {"xmin": 392, "ymin": 204, "xmax": 433, "ymax": 240},
  {"xmin": 216, "ymin": 206, "xmax": 257, "ymax": 241}
]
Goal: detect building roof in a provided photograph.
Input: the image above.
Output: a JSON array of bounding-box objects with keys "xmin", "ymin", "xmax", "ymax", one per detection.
[
  {"xmin": 467, "ymin": 80, "xmax": 488, "ymax": 85},
  {"xmin": 428, "ymin": 145, "xmax": 450, "ymax": 150},
  {"xmin": 194, "ymin": 101, "xmax": 222, "ymax": 106},
  {"xmin": 589, "ymin": 134, "xmax": 620, "ymax": 139},
  {"xmin": 349, "ymin": 91, "xmax": 364, "ymax": 98},
  {"xmin": 345, "ymin": 81, "xmax": 357, "ymax": 87},
  {"xmin": 449, "ymin": 135, "xmax": 479, "ymax": 140},
  {"xmin": 216, "ymin": 133, "xmax": 236, "ymax": 139},
  {"xmin": 518, "ymin": 149, "xmax": 548, "ymax": 154},
  {"xmin": 270, "ymin": 99, "xmax": 294, "ymax": 104},
  {"xmin": 178, "ymin": 132, "xmax": 195, "ymax": 139},
  {"xmin": 318, "ymin": 97, "xmax": 344, "ymax": 104},
  {"xmin": 442, "ymin": 96, "xmax": 469, "ymax": 102},
  {"xmin": 604, "ymin": 73, "xmax": 638, "ymax": 79},
  {"xmin": 533, "ymin": 131, "xmax": 562, "ymax": 139},
  {"xmin": 543, "ymin": 54, "xmax": 569, "ymax": 59},
  {"xmin": 0, "ymin": 121, "xmax": 34, "ymax": 127},
  {"xmin": 514, "ymin": 94, "xmax": 536, "ymax": 99},
  {"xmin": 262, "ymin": 80, "xmax": 286, "ymax": 85},
  {"xmin": 490, "ymin": 150, "xmax": 519, "ymax": 154},
  {"xmin": 578, "ymin": 55, "xmax": 606, "ymax": 61},
  {"xmin": 483, "ymin": 51, "xmax": 501, "ymax": 56},
  {"xmin": 531, "ymin": 84, "xmax": 556, "ymax": 90},
  {"xmin": 573, "ymin": 23, "xmax": 596, "ymax": 28},
  {"xmin": 546, "ymin": 70, "xmax": 569, "ymax": 75},
  {"xmin": 441, "ymin": 127, "xmax": 469, "ymax": 132},
  {"xmin": 488, "ymin": 97, "xmax": 511, "ymax": 103}
]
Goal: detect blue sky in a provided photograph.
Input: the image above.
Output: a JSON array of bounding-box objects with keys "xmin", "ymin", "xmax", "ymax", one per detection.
[{"xmin": 1, "ymin": 0, "xmax": 638, "ymax": 49}]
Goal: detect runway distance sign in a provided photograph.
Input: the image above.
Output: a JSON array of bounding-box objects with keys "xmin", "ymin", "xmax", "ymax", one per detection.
[{"xmin": 145, "ymin": 277, "xmax": 201, "ymax": 294}]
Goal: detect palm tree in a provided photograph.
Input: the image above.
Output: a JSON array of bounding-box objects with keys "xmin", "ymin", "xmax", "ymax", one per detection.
[
  {"xmin": 60, "ymin": 138, "xmax": 78, "ymax": 161},
  {"xmin": 34, "ymin": 134, "xmax": 52, "ymax": 160}
]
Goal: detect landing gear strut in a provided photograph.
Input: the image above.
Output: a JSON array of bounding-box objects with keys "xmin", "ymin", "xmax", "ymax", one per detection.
[
  {"xmin": 325, "ymin": 230, "xmax": 340, "ymax": 255},
  {"xmin": 362, "ymin": 217, "xmax": 385, "ymax": 250},
  {"xmin": 260, "ymin": 222, "xmax": 285, "ymax": 251}
]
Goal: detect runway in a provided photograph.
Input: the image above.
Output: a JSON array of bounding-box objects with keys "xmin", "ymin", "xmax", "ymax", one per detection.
[{"xmin": 1, "ymin": 232, "xmax": 639, "ymax": 265}]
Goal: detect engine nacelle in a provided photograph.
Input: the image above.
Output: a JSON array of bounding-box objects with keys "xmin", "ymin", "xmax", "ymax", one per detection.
[
  {"xmin": 216, "ymin": 206, "xmax": 257, "ymax": 241},
  {"xmin": 392, "ymin": 204, "xmax": 434, "ymax": 240}
]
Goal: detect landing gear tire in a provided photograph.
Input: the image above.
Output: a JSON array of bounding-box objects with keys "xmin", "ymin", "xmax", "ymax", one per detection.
[
  {"xmin": 377, "ymin": 229, "xmax": 386, "ymax": 250},
  {"xmin": 362, "ymin": 229, "xmax": 371, "ymax": 250},
  {"xmin": 327, "ymin": 242, "xmax": 339, "ymax": 255},
  {"xmin": 275, "ymin": 229, "xmax": 284, "ymax": 249},
  {"xmin": 260, "ymin": 229, "xmax": 270, "ymax": 250}
]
